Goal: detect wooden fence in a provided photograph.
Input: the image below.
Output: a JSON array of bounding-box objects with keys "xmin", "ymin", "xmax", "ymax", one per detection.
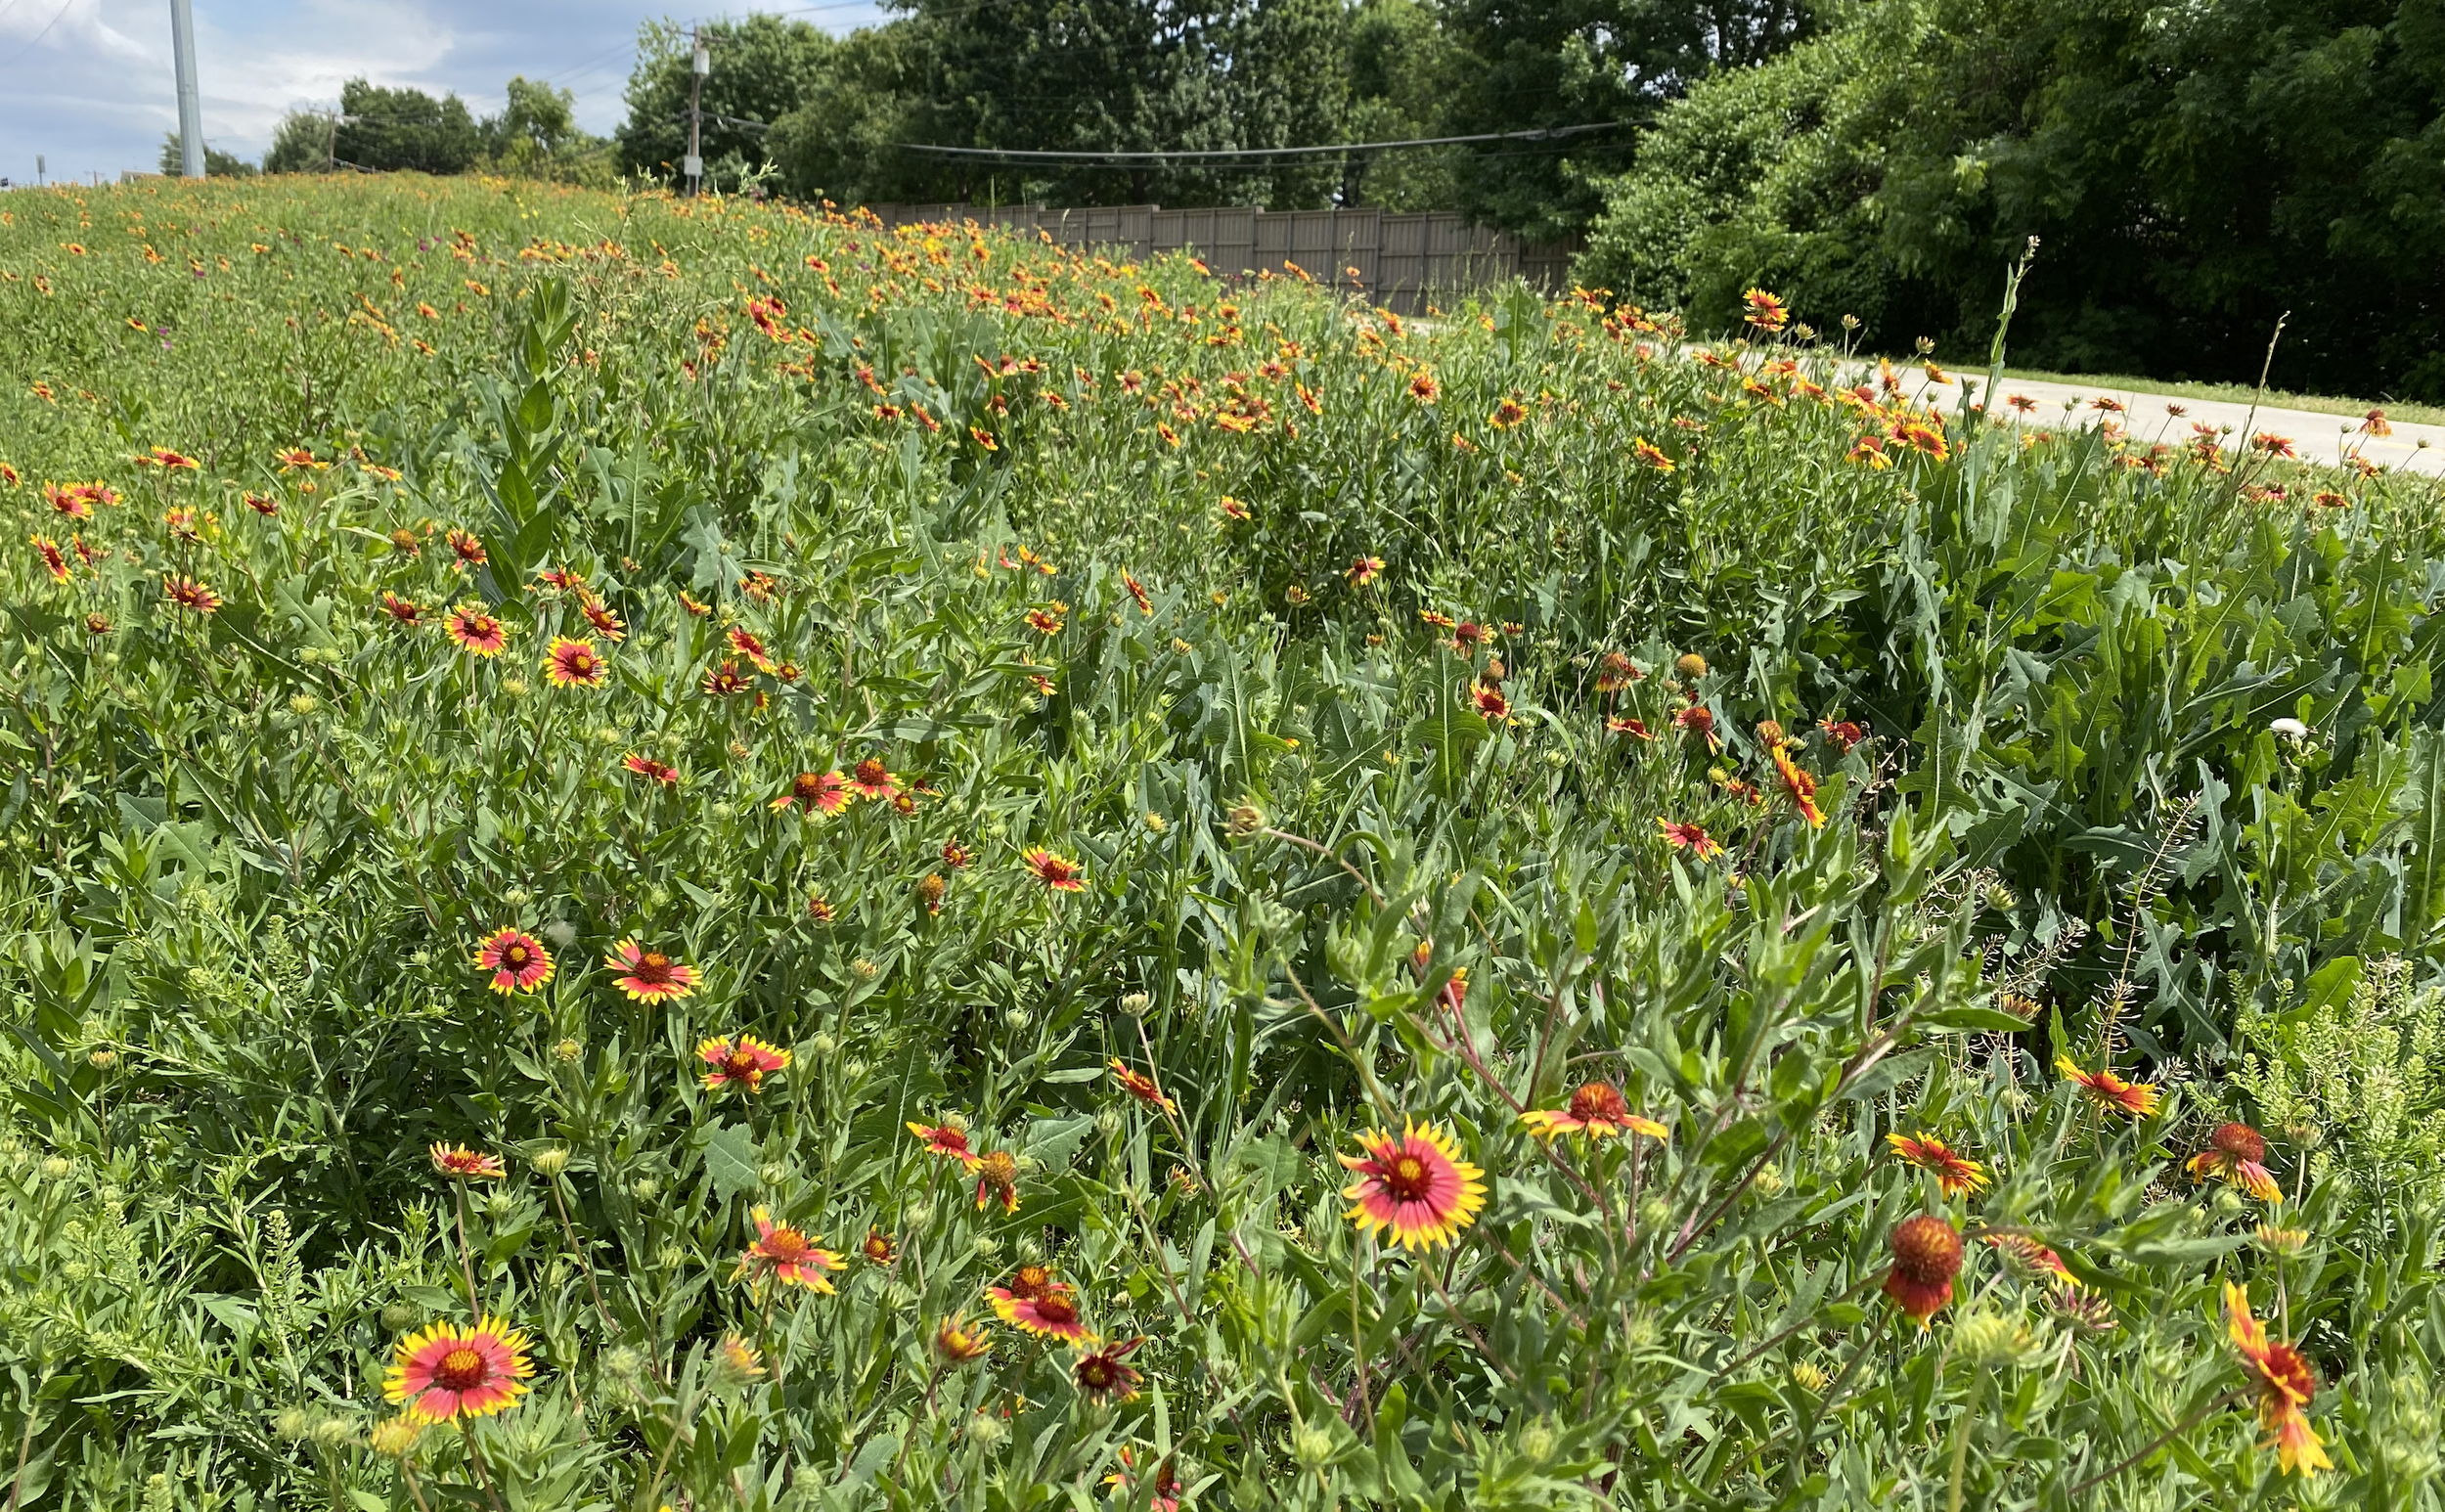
[{"xmin": 863, "ymin": 202, "xmax": 1581, "ymax": 315}]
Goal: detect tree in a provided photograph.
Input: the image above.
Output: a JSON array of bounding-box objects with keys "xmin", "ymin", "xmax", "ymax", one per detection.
[
  {"xmin": 156, "ymin": 135, "xmax": 257, "ymax": 177},
  {"xmin": 615, "ymin": 16, "xmax": 835, "ymax": 191},
  {"xmin": 768, "ymin": 22, "xmax": 956, "ymax": 208},
  {"xmin": 333, "ymin": 80, "xmax": 481, "ymax": 174},
  {"xmin": 890, "ymin": 0, "xmax": 1351, "ymax": 207},
  {"xmin": 1580, "ymin": 0, "xmax": 2445, "ymax": 398},
  {"xmin": 1341, "ymin": 0, "xmax": 1466, "ymax": 209},
  {"xmin": 262, "ymin": 111, "xmax": 333, "ymax": 174},
  {"xmin": 485, "ymin": 76, "xmax": 581, "ymax": 156},
  {"xmin": 1436, "ymin": 0, "xmax": 1820, "ymax": 239}
]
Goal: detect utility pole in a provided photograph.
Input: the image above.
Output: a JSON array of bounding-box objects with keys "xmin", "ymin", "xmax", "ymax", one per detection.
[
  {"xmin": 169, "ymin": 0, "xmax": 205, "ymax": 179},
  {"xmin": 327, "ymin": 109, "xmax": 337, "ymax": 173},
  {"xmin": 685, "ymin": 25, "xmax": 707, "ymax": 196}
]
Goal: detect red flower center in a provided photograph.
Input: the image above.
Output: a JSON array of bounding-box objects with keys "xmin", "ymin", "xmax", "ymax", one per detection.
[
  {"xmin": 504, "ymin": 945, "xmax": 529, "ymax": 967},
  {"xmin": 434, "ymin": 1347, "xmax": 489, "ymax": 1392},
  {"xmin": 1890, "ymin": 1216, "xmax": 1965, "ymax": 1285},
  {"xmin": 1382, "ymin": 1151, "xmax": 1434, "ymax": 1201},
  {"xmin": 792, "ymin": 775, "xmax": 823, "ymax": 801},
  {"xmin": 1034, "ymin": 1295, "xmax": 1078, "ymax": 1325},
  {"xmin": 2258, "ymin": 1340, "xmax": 2318, "ymax": 1404},
  {"xmin": 2210, "ymin": 1122, "xmax": 2267, "ymax": 1162},
  {"xmin": 634, "ymin": 953, "xmax": 673, "ymax": 981},
  {"xmin": 725, "ymin": 1050, "xmax": 760, "ymax": 1081},
  {"xmin": 1568, "ymin": 1084, "xmax": 1628, "ymax": 1124},
  {"xmin": 855, "ymin": 759, "xmax": 889, "ymax": 786},
  {"xmin": 1008, "ymin": 1266, "xmax": 1052, "ymax": 1298},
  {"xmin": 763, "ymin": 1228, "xmax": 811, "ymax": 1263},
  {"xmin": 1080, "ymin": 1358, "xmax": 1115, "ymax": 1388}
]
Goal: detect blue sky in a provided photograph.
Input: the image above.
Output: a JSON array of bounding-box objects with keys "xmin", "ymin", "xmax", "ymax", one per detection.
[{"xmin": 0, "ymin": 1, "xmax": 887, "ymax": 186}]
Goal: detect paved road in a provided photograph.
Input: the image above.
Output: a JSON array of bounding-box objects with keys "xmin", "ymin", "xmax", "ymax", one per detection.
[{"xmin": 1974, "ymin": 374, "xmax": 2443, "ymax": 478}]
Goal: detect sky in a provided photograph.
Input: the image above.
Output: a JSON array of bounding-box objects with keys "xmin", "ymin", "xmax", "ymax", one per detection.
[{"xmin": 0, "ymin": 0, "xmax": 887, "ymax": 187}]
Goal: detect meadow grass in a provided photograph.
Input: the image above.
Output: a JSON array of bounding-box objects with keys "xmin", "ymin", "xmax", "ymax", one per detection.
[{"xmin": 0, "ymin": 172, "xmax": 2440, "ymax": 1510}]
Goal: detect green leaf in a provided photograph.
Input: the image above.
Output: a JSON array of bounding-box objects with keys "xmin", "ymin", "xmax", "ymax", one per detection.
[{"xmin": 698, "ymin": 1121, "xmax": 762, "ymax": 1206}]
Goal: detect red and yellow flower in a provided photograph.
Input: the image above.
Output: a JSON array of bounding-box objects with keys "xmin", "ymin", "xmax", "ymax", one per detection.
[
  {"xmin": 973, "ymin": 1148, "xmax": 1019, "ymax": 1214},
  {"xmin": 1886, "ymin": 1132, "xmax": 1989, "ymax": 1196},
  {"xmin": 846, "ymin": 756, "xmax": 900, "ymax": 802},
  {"xmin": 990, "ymin": 1271, "xmax": 1094, "ymax": 1343},
  {"xmin": 623, "ymin": 753, "xmax": 680, "ymax": 786},
  {"xmin": 933, "ymin": 1316, "xmax": 993, "ymax": 1363},
  {"xmin": 544, "ymin": 636, "xmax": 605, "ymax": 688},
  {"xmin": 1072, "ymin": 1336, "xmax": 1147, "ymax": 1403},
  {"xmin": 2058, "ymin": 1057, "xmax": 2159, "ymax": 1117},
  {"xmin": 735, "ymin": 1206, "xmax": 845, "ymax": 1292},
  {"xmin": 162, "ymin": 575, "xmax": 221, "ymax": 614},
  {"xmin": 909, "ymin": 1121, "xmax": 984, "ymax": 1169},
  {"xmin": 1657, "ymin": 818, "xmax": 1723, "ymax": 860},
  {"xmin": 32, "ymin": 537, "xmax": 68, "ymax": 583},
  {"xmin": 726, "ymin": 626, "xmax": 778, "ymax": 673},
  {"xmin": 473, "ymin": 927, "xmax": 554, "ymax": 994},
  {"xmin": 1024, "ymin": 847, "xmax": 1087, "ymax": 892},
  {"xmin": 772, "ymin": 770, "xmax": 849, "ymax": 816},
  {"xmin": 383, "ymin": 1317, "xmax": 534, "ymax": 1422},
  {"xmin": 1340, "ymin": 1119, "xmax": 1487, "ymax": 1252},
  {"xmin": 428, "ymin": 1142, "xmax": 506, "ymax": 1179},
  {"xmin": 1741, "ymin": 288, "xmax": 1791, "ymax": 332},
  {"xmin": 698, "ymin": 1035, "xmax": 791, "ymax": 1093},
  {"xmin": 1883, "ymin": 1214, "xmax": 1963, "ymax": 1326},
  {"xmin": 1521, "ymin": 1082, "xmax": 1666, "ymax": 1141},
  {"xmin": 861, "ymin": 1229, "xmax": 898, "ymax": 1266},
  {"xmin": 605, "ymin": 939, "xmax": 698, "ymax": 1001},
  {"xmin": 1772, "ymin": 744, "xmax": 1825, "ymax": 827},
  {"xmin": 2225, "ymin": 1282, "xmax": 2331, "ymax": 1475},
  {"xmin": 1109, "ymin": 1058, "xmax": 1177, "ymax": 1114},
  {"xmin": 2188, "ymin": 1122, "xmax": 2283, "ymax": 1202},
  {"xmin": 445, "ymin": 603, "xmax": 506, "ymax": 656}
]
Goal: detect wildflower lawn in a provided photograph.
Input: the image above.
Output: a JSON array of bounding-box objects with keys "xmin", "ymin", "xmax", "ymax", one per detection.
[{"xmin": 1, "ymin": 174, "xmax": 2442, "ymax": 1510}]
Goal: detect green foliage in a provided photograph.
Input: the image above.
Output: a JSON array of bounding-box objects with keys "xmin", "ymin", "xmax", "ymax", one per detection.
[
  {"xmin": 1432, "ymin": 0, "xmax": 1819, "ymax": 238},
  {"xmin": 615, "ymin": 16, "xmax": 838, "ymax": 193},
  {"xmin": 155, "ymin": 136, "xmax": 257, "ymax": 179},
  {"xmin": 0, "ymin": 173, "xmax": 2441, "ymax": 1510},
  {"xmin": 334, "ymin": 79, "xmax": 483, "ymax": 176},
  {"xmin": 2236, "ymin": 956, "xmax": 2445, "ymax": 1205},
  {"xmin": 1582, "ymin": 0, "xmax": 2445, "ymax": 397}
]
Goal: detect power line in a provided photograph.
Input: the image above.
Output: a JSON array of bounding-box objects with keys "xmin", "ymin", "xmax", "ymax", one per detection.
[
  {"xmin": 896, "ymin": 121, "xmax": 1623, "ymax": 163},
  {"xmin": 0, "ymin": 0, "xmax": 75, "ymax": 69}
]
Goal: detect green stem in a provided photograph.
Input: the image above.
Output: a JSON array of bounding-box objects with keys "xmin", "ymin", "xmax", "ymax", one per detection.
[{"xmin": 1945, "ymin": 1366, "xmax": 1987, "ymax": 1512}]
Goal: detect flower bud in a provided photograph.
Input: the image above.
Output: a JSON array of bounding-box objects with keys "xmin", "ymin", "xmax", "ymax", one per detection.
[
  {"xmin": 1674, "ymin": 652, "xmax": 1709, "ymax": 681},
  {"xmin": 965, "ymin": 1411, "xmax": 1010, "ymax": 1449},
  {"xmin": 311, "ymin": 1416, "xmax": 360, "ymax": 1448},
  {"xmin": 1290, "ymin": 1425, "xmax": 1336, "ymax": 1468},
  {"xmin": 630, "ymin": 1176, "xmax": 661, "ymax": 1201},
  {"xmin": 1226, "ymin": 802, "xmax": 1266, "ymax": 836},
  {"xmin": 368, "ymin": 1416, "xmax": 424, "ymax": 1457},
  {"xmin": 1118, "ymin": 991, "xmax": 1151, "ymax": 1016},
  {"xmin": 529, "ymin": 1146, "xmax": 569, "ymax": 1178},
  {"xmin": 380, "ymin": 1302, "xmax": 417, "ymax": 1332},
  {"xmin": 86, "ymin": 1048, "xmax": 117, "ymax": 1071},
  {"xmin": 1002, "ymin": 1007, "xmax": 1033, "ymax": 1033},
  {"xmin": 272, "ymin": 1407, "xmax": 314, "ymax": 1442},
  {"xmin": 552, "ymin": 1037, "xmax": 583, "ymax": 1063}
]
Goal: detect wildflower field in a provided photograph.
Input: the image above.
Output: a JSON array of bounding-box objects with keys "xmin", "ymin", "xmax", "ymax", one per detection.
[{"xmin": 2, "ymin": 173, "xmax": 2444, "ymax": 1511}]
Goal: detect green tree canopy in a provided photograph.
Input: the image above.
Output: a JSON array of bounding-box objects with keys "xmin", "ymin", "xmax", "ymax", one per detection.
[
  {"xmin": 615, "ymin": 16, "xmax": 836, "ymax": 191},
  {"xmin": 1581, "ymin": 0, "xmax": 2445, "ymax": 398},
  {"xmin": 1435, "ymin": 0, "xmax": 1819, "ymax": 239},
  {"xmin": 156, "ymin": 135, "xmax": 257, "ymax": 177},
  {"xmin": 333, "ymin": 79, "xmax": 482, "ymax": 174}
]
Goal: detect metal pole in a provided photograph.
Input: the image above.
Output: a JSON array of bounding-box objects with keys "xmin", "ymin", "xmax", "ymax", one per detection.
[
  {"xmin": 685, "ymin": 26, "xmax": 707, "ymax": 195},
  {"xmin": 169, "ymin": 0, "xmax": 205, "ymax": 178}
]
